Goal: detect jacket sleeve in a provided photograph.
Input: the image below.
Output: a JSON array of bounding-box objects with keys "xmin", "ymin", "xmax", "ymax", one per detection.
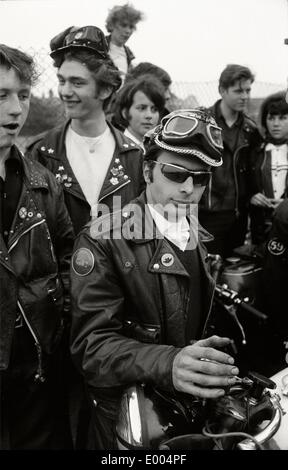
[
  {"xmin": 54, "ymin": 184, "xmax": 75, "ymax": 315},
  {"xmin": 70, "ymin": 232, "xmax": 179, "ymax": 393},
  {"xmin": 44, "ymin": 173, "xmax": 75, "ymax": 317}
]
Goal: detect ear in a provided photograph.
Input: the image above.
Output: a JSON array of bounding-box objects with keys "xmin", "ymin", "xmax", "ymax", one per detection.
[
  {"xmin": 98, "ymin": 86, "xmax": 113, "ymax": 101},
  {"xmin": 143, "ymin": 162, "xmax": 151, "ymax": 183},
  {"xmin": 121, "ymin": 108, "xmax": 128, "ymax": 121},
  {"xmin": 219, "ymin": 86, "xmax": 226, "ymax": 98}
]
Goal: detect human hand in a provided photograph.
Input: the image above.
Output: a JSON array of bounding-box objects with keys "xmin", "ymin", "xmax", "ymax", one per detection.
[
  {"xmin": 250, "ymin": 193, "xmax": 273, "ymax": 208},
  {"xmin": 172, "ymin": 335, "xmax": 239, "ymax": 398},
  {"xmin": 269, "ymin": 198, "xmax": 284, "ymax": 210}
]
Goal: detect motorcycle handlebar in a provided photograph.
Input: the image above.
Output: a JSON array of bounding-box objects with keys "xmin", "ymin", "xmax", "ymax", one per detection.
[
  {"xmin": 215, "ymin": 284, "xmax": 268, "ymax": 321},
  {"xmin": 238, "ymin": 300, "xmax": 268, "ymax": 321},
  {"xmin": 237, "ymin": 394, "xmax": 282, "ymax": 450}
]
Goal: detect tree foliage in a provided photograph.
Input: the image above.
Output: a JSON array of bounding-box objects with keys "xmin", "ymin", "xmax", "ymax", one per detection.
[{"xmin": 21, "ymin": 91, "xmax": 65, "ymax": 136}]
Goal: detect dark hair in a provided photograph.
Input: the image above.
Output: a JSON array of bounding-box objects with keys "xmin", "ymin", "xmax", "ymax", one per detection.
[
  {"xmin": 106, "ymin": 3, "xmax": 144, "ymax": 32},
  {"xmin": 113, "ymin": 75, "xmax": 166, "ymax": 129},
  {"xmin": 219, "ymin": 64, "xmax": 255, "ymax": 91},
  {"xmin": 126, "ymin": 62, "xmax": 172, "ymax": 90},
  {"xmin": 260, "ymin": 91, "xmax": 288, "ymax": 133},
  {"xmin": 0, "ymin": 44, "xmax": 37, "ymax": 85},
  {"xmin": 53, "ymin": 49, "xmax": 121, "ymax": 108}
]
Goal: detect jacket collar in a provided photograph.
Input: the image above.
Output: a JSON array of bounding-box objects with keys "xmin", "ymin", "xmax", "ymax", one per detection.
[
  {"xmin": 38, "ymin": 119, "xmax": 140, "ymax": 159},
  {"xmin": 121, "ymin": 191, "xmax": 214, "ymax": 245},
  {"xmin": 12, "ymin": 146, "xmax": 48, "ymax": 190},
  {"xmin": 89, "ymin": 190, "xmax": 213, "ymax": 278},
  {"xmin": 105, "ymin": 34, "xmax": 135, "ymax": 62},
  {"xmin": 0, "ymin": 147, "xmax": 48, "ymax": 268},
  {"xmin": 209, "ymin": 99, "xmax": 255, "ymax": 135},
  {"xmin": 124, "ymin": 192, "xmax": 214, "ymax": 282}
]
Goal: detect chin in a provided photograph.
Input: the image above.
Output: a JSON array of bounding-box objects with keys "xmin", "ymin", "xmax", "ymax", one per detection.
[
  {"xmin": 65, "ymin": 110, "xmax": 81, "ymax": 120},
  {"xmin": 0, "ymin": 136, "xmax": 15, "ymax": 150}
]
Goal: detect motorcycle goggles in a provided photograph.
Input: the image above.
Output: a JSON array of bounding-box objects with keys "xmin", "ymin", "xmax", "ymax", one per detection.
[
  {"xmin": 163, "ymin": 110, "xmax": 222, "ymax": 146},
  {"xmin": 152, "ymin": 161, "xmax": 211, "ymax": 186},
  {"xmin": 145, "ymin": 110, "xmax": 223, "ymax": 168}
]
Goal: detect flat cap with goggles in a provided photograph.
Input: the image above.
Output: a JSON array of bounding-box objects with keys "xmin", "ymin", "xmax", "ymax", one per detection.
[{"xmin": 143, "ymin": 109, "xmax": 223, "ymax": 167}]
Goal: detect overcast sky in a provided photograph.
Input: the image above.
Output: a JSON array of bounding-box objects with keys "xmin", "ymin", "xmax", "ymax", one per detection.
[{"xmin": 1, "ymin": 0, "xmax": 287, "ymax": 85}]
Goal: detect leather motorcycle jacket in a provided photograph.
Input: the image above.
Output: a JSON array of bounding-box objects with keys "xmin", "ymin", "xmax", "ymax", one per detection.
[
  {"xmin": 70, "ymin": 192, "xmax": 215, "ymax": 396},
  {"xmin": 0, "ymin": 146, "xmax": 74, "ymax": 373},
  {"xmin": 201, "ymin": 100, "xmax": 260, "ymax": 215}
]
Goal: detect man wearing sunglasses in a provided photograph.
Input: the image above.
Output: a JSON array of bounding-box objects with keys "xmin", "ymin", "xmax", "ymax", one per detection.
[{"xmin": 70, "ymin": 109, "xmax": 239, "ymax": 449}]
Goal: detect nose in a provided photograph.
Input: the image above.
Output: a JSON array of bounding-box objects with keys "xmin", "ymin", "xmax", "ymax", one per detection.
[
  {"xmin": 165, "ymin": 89, "xmax": 172, "ymax": 104},
  {"xmin": 241, "ymin": 90, "xmax": 250, "ymax": 100},
  {"xmin": 9, "ymin": 94, "xmax": 22, "ymax": 116},
  {"xmin": 59, "ymin": 81, "xmax": 73, "ymax": 97},
  {"xmin": 272, "ymin": 116, "xmax": 281, "ymax": 126},
  {"xmin": 180, "ymin": 175, "xmax": 194, "ymax": 194},
  {"xmin": 144, "ymin": 107, "xmax": 154, "ymax": 120},
  {"xmin": 125, "ymin": 25, "xmax": 134, "ymax": 34}
]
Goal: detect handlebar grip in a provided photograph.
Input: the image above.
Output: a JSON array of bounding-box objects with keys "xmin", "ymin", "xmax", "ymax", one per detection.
[{"xmin": 239, "ymin": 301, "xmax": 268, "ymax": 321}]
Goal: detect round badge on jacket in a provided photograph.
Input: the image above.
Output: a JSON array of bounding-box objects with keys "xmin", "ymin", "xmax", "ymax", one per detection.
[
  {"xmin": 161, "ymin": 253, "xmax": 174, "ymax": 267},
  {"xmin": 267, "ymin": 238, "xmax": 286, "ymax": 256},
  {"xmin": 72, "ymin": 248, "xmax": 95, "ymax": 276}
]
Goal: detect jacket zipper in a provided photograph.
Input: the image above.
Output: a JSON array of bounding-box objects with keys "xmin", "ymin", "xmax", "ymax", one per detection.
[
  {"xmin": 8, "ymin": 219, "xmax": 46, "ymax": 253},
  {"xmin": 98, "ymin": 179, "xmax": 130, "ymax": 203},
  {"xmin": 17, "ymin": 301, "xmax": 45, "ymax": 383},
  {"xmin": 8, "ymin": 221, "xmax": 47, "ymax": 383},
  {"xmin": 45, "ymin": 226, "xmax": 57, "ymax": 263},
  {"xmin": 233, "ymin": 144, "xmax": 248, "ymax": 217}
]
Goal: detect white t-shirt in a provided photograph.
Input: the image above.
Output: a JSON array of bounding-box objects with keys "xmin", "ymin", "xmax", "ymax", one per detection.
[
  {"xmin": 65, "ymin": 125, "xmax": 115, "ymax": 213},
  {"xmin": 109, "ymin": 43, "xmax": 128, "ymax": 81},
  {"xmin": 267, "ymin": 142, "xmax": 288, "ymax": 199}
]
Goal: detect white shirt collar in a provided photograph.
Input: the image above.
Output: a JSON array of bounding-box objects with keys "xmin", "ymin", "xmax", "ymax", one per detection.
[
  {"xmin": 266, "ymin": 142, "xmax": 287, "ymax": 152},
  {"xmin": 124, "ymin": 128, "xmax": 144, "ymax": 151},
  {"xmin": 148, "ymin": 204, "xmax": 190, "ymax": 251}
]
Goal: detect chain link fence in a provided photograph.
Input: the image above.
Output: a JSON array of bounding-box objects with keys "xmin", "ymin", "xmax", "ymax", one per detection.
[{"xmin": 18, "ymin": 47, "xmax": 286, "ymax": 151}]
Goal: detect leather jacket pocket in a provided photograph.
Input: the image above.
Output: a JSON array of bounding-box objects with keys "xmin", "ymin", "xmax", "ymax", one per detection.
[{"xmin": 122, "ymin": 320, "xmax": 160, "ymax": 344}]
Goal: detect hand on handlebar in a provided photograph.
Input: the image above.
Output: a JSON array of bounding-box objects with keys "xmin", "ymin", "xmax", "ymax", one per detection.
[{"xmin": 172, "ymin": 335, "xmax": 239, "ymax": 399}]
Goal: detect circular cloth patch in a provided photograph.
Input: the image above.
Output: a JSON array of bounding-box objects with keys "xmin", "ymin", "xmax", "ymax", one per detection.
[
  {"xmin": 267, "ymin": 238, "xmax": 286, "ymax": 256},
  {"xmin": 72, "ymin": 248, "xmax": 95, "ymax": 276}
]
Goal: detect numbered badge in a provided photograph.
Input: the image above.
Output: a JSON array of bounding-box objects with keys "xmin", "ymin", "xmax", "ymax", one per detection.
[{"xmin": 267, "ymin": 238, "xmax": 286, "ymax": 256}]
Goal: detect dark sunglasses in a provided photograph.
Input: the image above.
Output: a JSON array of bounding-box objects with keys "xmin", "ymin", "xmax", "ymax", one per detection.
[{"xmin": 152, "ymin": 161, "xmax": 211, "ymax": 186}]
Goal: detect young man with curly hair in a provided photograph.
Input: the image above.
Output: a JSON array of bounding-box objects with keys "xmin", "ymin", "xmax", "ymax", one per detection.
[{"xmin": 105, "ymin": 3, "xmax": 144, "ymax": 82}]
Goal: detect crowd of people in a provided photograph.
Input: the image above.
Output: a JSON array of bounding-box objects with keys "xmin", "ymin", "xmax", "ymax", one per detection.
[{"xmin": 0, "ymin": 2, "xmax": 287, "ymax": 451}]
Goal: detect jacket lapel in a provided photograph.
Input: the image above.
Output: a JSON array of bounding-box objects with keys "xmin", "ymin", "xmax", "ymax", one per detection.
[
  {"xmin": 39, "ymin": 121, "xmax": 87, "ymax": 202},
  {"xmin": 7, "ymin": 158, "xmax": 48, "ymax": 251}
]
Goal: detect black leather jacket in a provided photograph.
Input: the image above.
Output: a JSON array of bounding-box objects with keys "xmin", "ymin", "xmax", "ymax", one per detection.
[
  {"xmin": 201, "ymin": 101, "xmax": 260, "ymax": 214},
  {"xmin": 70, "ymin": 192, "xmax": 215, "ymax": 396},
  {"xmin": 249, "ymin": 142, "xmax": 288, "ymax": 244},
  {"xmin": 28, "ymin": 121, "xmax": 145, "ymax": 235},
  {"xmin": 0, "ymin": 147, "xmax": 74, "ymax": 372}
]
